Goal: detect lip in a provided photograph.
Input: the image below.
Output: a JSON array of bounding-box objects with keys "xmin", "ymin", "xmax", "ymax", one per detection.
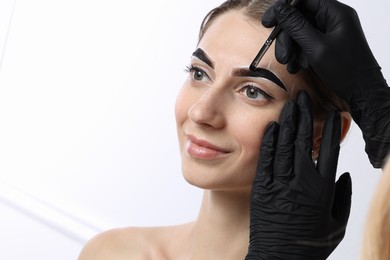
[{"xmin": 185, "ymin": 135, "xmax": 231, "ymax": 160}]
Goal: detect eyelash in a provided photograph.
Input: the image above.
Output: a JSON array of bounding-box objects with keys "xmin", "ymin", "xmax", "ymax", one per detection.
[
  {"xmin": 239, "ymin": 84, "xmax": 274, "ymax": 101},
  {"xmin": 184, "ymin": 64, "xmax": 274, "ymax": 101},
  {"xmin": 185, "ymin": 65, "xmax": 209, "ymax": 81}
]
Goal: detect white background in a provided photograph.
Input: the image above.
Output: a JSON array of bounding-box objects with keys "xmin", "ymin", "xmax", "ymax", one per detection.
[{"xmin": 0, "ymin": 0, "xmax": 389, "ymax": 259}]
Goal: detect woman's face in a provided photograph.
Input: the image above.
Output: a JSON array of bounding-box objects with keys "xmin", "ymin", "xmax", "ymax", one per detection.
[{"xmin": 175, "ymin": 10, "xmax": 308, "ymax": 192}]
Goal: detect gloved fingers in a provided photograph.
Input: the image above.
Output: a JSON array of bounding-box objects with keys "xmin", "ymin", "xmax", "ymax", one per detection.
[
  {"xmin": 261, "ymin": 0, "xmax": 287, "ymax": 28},
  {"xmin": 298, "ymin": 0, "xmax": 336, "ymax": 15},
  {"xmin": 316, "ymin": 110, "xmax": 341, "ymax": 182},
  {"xmin": 297, "ymin": 0, "xmax": 348, "ymax": 26},
  {"xmin": 270, "ymin": 2, "xmax": 324, "ymax": 55},
  {"xmin": 254, "ymin": 121, "xmax": 279, "ymax": 186},
  {"xmin": 296, "ymin": 48, "xmax": 310, "ymax": 69},
  {"xmin": 274, "ymin": 100, "xmax": 297, "ymax": 183},
  {"xmin": 285, "ymin": 43, "xmax": 310, "ymax": 74},
  {"xmin": 287, "ymin": 59, "xmax": 300, "ymax": 74},
  {"xmin": 295, "ymin": 91, "xmax": 313, "ymax": 158},
  {"xmin": 332, "ymin": 172, "xmax": 352, "ymax": 224},
  {"xmin": 262, "ymin": 0, "xmax": 322, "ymax": 28},
  {"xmin": 275, "ymin": 31, "xmax": 293, "ymax": 64}
]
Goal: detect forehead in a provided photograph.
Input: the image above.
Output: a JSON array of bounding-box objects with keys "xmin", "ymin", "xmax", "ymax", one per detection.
[
  {"xmin": 199, "ymin": 10, "xmax": 272, "ymax": 67},
  {"xmin": 197, "ymin": 10, "xmax": 308, "ymax": 95}
]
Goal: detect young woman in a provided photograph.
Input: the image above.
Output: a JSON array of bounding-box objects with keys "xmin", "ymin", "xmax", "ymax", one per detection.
[{"xmin": 78, "ymin": 0, "xmax": 352, "ymax": 259}]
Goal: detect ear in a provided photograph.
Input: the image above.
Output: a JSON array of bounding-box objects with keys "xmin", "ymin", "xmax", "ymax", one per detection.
[{"xmin": 312, "ymin": 112, "xmax": 352, "ymax": 159}]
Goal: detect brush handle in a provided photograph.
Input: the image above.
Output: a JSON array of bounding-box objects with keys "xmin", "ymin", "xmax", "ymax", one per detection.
[{"xmin": 249, "ymin": 0, "xmax": 300, "ymax": 70}]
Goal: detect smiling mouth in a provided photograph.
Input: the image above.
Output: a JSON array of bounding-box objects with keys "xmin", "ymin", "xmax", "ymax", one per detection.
[{"xmin": 185, "ymin": 135, "xmax": 231, "ymax": 160}]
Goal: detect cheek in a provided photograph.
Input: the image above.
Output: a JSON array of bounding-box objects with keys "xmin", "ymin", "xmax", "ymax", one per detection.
[
  {"xmin": 238, "ymin": 129, "xmax": 264, "ymax": 178},
  {"xmin": 175, "ymin": 82, "xmax": 192, "ymax": 127},
  {"xmin": 234, "ymin": 105, "xmax": 285, "ymax": 177}
]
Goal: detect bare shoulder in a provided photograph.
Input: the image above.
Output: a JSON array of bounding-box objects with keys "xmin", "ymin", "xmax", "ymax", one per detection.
[
  {"xmin": 78, "ymin": 224, "xmax": 192, "ymax": 260},
  {"xmin": 77, "ymin": 227, "xmax": 147, "ymax": 260}
]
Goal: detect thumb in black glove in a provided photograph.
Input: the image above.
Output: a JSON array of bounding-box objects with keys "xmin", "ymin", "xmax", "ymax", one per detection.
[{"xmin": 246, "ymin": 91, "xmax": 352, "ymax": 260}]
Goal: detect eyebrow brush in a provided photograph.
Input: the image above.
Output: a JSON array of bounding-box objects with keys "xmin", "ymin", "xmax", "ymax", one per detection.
[{"xmin": 249, "ymin": 0, "xmax": 300, "ymax": 71}]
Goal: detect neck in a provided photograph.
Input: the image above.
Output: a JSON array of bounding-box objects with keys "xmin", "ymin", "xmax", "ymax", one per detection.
[{"xmin": 187, "ymin": 189, "xmax": 251, "ymax": 259}]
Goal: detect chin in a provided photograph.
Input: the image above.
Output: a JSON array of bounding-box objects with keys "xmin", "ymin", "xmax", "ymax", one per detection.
[{"xmin": 181, "ymin": 162, "xmax": 254, "ymax": 192}]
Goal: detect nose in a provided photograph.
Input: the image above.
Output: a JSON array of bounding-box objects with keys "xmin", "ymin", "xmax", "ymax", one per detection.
[{"xmin": 188, "ymin": 86, "xmax": 227, "ymax": 129}]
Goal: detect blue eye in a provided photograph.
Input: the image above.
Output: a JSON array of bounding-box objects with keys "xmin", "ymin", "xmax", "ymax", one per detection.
[
  {"xmin": 240, "ymin": 85, "xmax": 273, "ymax": 100},
  {"xmin": 185, "ymin": 65, "xmax": 209, "ymax": 82}
]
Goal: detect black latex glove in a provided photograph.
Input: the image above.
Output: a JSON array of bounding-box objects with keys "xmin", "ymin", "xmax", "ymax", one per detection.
[
  {"xmin": 246, "ymin": 92, "xmax": 352, "ymax": 260},
  {"xmin": 261, "ymin": 0, "xmax": 390, "ymax": 168}
]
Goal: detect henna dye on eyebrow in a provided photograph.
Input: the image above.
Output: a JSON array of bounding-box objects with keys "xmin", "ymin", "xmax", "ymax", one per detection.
[
  {"xmin": 190, "ymin": 48, "xmax": 286, "ymax": 91},
  {"xmin": 192, "ymin": 48, "xmax": 215, "ymax": 69},
  {"xmin": 232, "ymin": 67, "xmax": 287, "ymax": 91}
]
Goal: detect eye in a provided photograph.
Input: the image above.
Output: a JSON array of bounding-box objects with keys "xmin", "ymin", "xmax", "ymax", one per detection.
[
  {"xmin": 239, "ymin": 85, "xmax": 274, "ymax": 101},
  {"xmin": 185, "ymin": 65, "xmax": 210, "ymax": 82}
]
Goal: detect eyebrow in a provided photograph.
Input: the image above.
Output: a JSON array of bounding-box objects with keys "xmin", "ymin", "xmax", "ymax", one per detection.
[
  {"xmin": 232, "ymin": 68, "xmax": 287, "ymax": 91},
  {"xmin": 192, "ymin": 48, "xmax": 214, "ymax": 69}
]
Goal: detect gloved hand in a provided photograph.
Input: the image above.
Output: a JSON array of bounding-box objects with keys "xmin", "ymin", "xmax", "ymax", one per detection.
[
  {"xmin": 261, "ymin": 0, "xmax": 390, "ymax": 168},
  {"xmin": 246, "ymin": 91, "xmax": 352, "ymax": 260}
]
